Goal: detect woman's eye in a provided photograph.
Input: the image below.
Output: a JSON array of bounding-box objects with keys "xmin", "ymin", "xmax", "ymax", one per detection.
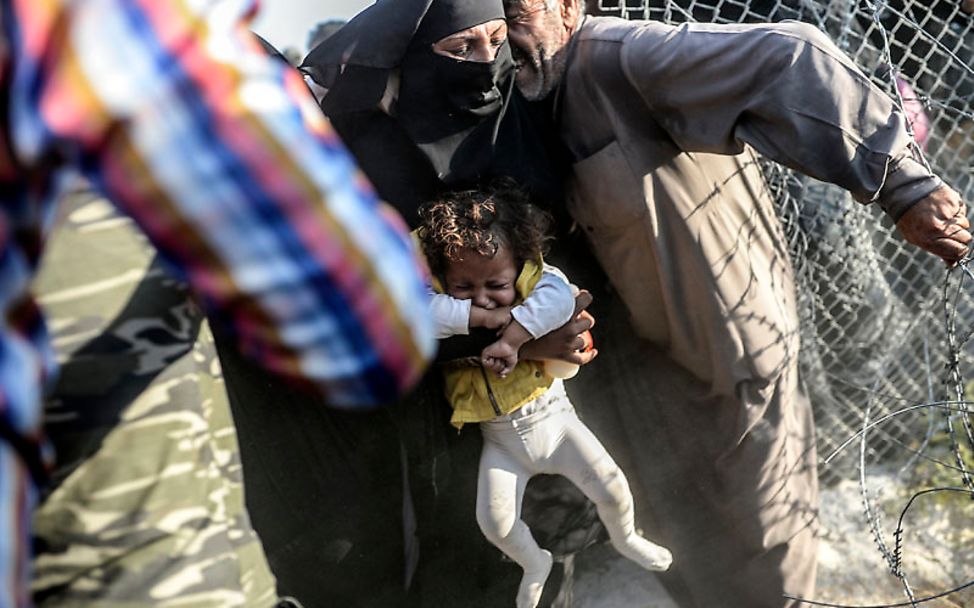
[
  {"xmin": 448, "ymin": 46, "xmax": 469, "ymax": 58},
  {"xmin": 490, "ymin": 37, "xmax": 505, "ymax": 47}
]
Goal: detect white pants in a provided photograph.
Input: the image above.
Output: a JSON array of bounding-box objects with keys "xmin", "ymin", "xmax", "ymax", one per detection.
[{"xmin": 476, "ymin": 380, "xmax": 641, "ymax": 570}]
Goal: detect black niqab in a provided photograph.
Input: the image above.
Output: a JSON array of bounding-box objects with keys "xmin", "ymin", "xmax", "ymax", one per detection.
[
  {"xmin": 396, "ymin": 41, "xmax": 514, "ymax": 183},
  {"xmin": 412, "ymin": 0, "xmax": 505, "ymax": 46},
  {"xmin": 301, "ymin": 0, "xmax": 566, "ymax": 226}
]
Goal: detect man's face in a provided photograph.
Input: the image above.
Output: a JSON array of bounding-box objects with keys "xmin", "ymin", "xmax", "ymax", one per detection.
[{"xmin": 505, "ymin": 0, "xmax": 570, "ymax": 100}]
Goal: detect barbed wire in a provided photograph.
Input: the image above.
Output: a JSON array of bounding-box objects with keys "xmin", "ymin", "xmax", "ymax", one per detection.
[
  {"xmin": 793, "ymin": 0, "xmax": 974, "ymax": 597},
  {"xmin": 786, "ymin": 259, "xmax": 974, "ymax": 605},
  {"xmin": 784, "ymin": 576, "xmax": 974, "ymax": 608},
  {"xmin": 942, "ymin": 260, "xmax": 974, "ymax": 496},
  {"xmin": 861, "ymin": 5, "xmax": 972, "ymax": 603}
]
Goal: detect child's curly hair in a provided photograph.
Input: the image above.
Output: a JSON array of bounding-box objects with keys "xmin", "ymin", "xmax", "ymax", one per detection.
[{"xmin": 418, "ymin": 179, "xmax": 553, "ymax": 278}]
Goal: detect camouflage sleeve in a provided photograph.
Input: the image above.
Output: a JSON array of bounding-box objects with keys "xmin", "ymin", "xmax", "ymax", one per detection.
[{"xmin": 31, "ymin": 189, "xmax": 278, "ymax": 608}]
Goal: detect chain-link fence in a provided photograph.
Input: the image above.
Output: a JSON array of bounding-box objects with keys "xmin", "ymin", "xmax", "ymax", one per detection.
[{"xmin": 590, "ymin": 0, "xmax": 974, "ymax": 483}]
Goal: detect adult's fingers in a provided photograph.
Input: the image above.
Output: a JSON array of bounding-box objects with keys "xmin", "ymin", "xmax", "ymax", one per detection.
[
  {"xmin": 896, "ymin": 186, "xmax": 972, "ymax": 265},
  {"xmin": 573, "ymin": 289, "xmax": 593, "ymax": 316},
  {"xmin": 571, "ymin": 309, "xmax": 595, "ymax": 333},
  {"xmin": 933, "ymin": 239, "xmax": 971, "ymax": 266},
  {"xmin": 563, "ymin": 348, "xmax": 599, "ymax": 366},
  {"xmin": 572, "ymin": 290, "xmax": 595, "ymax": 328},
  {"xmin": 569, "ymin": 329, "xmax": 594, "ymax": 351},
  {"xmin": 954, "ymin": 212, "xmax": 971, "ymax": 230}
]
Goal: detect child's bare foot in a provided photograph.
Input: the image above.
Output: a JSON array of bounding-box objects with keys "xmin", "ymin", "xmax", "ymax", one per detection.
[
  {"xmin": 614, "ymin": 534, "xmax": 672, "ymax": 572},
  {"xmin": 516, "ymin": 549, "xmax": 553, "ymax": 608}
]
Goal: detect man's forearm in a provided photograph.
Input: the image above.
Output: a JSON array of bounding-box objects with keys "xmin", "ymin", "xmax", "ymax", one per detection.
[
  {"xmin": 621, "ymin": 20, "xmax": 936, "ymax": 217},
  {"xmin": 874, "ymin": 156, "xmax": 943, "ymax": 222}
]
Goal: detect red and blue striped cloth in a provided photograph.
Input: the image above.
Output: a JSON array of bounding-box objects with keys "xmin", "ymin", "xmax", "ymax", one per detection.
[{"xmin": 0, "ymin": 1, "xmax": 436, "ymax": 604}]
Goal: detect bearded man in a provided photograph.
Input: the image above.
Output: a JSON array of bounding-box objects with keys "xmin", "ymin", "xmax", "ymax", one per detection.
[{"xmin": 501, "ymin": 0, "xmax": 970, "ymax": 606}]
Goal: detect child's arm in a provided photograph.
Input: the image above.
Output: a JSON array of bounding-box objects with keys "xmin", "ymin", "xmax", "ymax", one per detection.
[
  {"xmin": 429, "ymin": 289, "xmax": 472, "ymax": 340},
  {"xmin": 470, "ymin": 305, "xmax": 513, "ymax": 332},
  {"xmin": 510, "ymin": 265, "xmax": 576, "ymax": 340},
  {"xmin": 430, "ymin": 288, "xmax": 512, "ymax": 339},
  {"xmin": 481, "ymin": 265, "xmax": 576, "ymax": 377},
  {"xmin": 481, "ymin": 320, "xmax": 533, "ymax": 377}
]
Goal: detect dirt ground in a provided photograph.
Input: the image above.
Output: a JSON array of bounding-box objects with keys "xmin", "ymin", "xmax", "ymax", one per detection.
[{"xmin": 571, "ymin": 467, "xmax": 973, "ymax": 607}]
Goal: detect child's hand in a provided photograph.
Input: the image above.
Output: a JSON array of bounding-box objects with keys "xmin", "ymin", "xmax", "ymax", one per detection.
[
  {"xmin": 481, "ymin": 320, "xmax": 532, "ymax": 378},
  {"xmin": 482, "ymin": 340, "xmax": 518, "ymax": 377},
  {"xmin": 469, "ymin": 305, "xmax": 512, "ymax": 331}
]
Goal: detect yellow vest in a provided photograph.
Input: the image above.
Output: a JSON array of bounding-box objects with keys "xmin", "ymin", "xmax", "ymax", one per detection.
[{"xmin": 431, "ymin": 257, "xmax": 554, "ymax": 429}]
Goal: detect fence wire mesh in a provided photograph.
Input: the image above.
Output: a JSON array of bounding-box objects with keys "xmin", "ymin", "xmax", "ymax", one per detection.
[{"xmin": 591, "ymin": 0, "xmax": 974, "ymax": 486}]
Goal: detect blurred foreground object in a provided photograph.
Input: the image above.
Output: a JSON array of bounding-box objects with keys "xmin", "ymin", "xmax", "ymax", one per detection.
[
  {"xmin": 31, "ymin": 189, "xmax": 278, "ymax": 607},
  {"xmin": 0, "ymin": 0, "xmax": 434, "ymax": 604}
]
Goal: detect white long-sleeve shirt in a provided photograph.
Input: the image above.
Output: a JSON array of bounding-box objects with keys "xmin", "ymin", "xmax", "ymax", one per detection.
[{"xmin": 430, "ymin": 263, "xmax": 575, "ymax": 340}]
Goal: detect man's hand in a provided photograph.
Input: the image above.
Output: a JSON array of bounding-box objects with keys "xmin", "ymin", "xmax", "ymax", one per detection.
[
  {"xmin": 896, "ymin": 186, "xmax": 971, "ymax": 266},
  {"xmin": 520, "ymin": 290, "xmax": 598, "ymax": 365}
]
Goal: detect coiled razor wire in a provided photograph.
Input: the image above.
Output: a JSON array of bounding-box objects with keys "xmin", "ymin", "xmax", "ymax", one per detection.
[{"xmin": 592, "ymin": 0, "xmax": 973, "ymax": 605}]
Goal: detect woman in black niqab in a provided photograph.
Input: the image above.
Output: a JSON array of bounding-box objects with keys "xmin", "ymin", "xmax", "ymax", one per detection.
[
  {"xmin": 256, "ymin": 4, "xmax": 586, "ymax": 606},
  {"xmin": 301, "ymin": 0, "xmax": 564, "ymax": 226}
]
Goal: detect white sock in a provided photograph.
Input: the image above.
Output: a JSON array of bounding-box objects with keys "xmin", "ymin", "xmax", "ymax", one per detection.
[
  {"xmin": 515, "ymin": 549, "xmax": 553, "ymax": 608},
  {"xmin": 613, "ymin": 534, "xmax": 673, "ymax": 572}
]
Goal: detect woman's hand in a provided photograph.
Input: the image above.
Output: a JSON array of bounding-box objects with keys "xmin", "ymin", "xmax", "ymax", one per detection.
[{"xmin": 519, "ymin": 290, "xmax": 598, "ymax": 365}]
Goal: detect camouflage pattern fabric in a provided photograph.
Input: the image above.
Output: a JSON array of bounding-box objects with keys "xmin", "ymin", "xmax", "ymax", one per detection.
[{"xmin": 29, "ymin": 187, "xmax": 278, "ymax": 607}]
